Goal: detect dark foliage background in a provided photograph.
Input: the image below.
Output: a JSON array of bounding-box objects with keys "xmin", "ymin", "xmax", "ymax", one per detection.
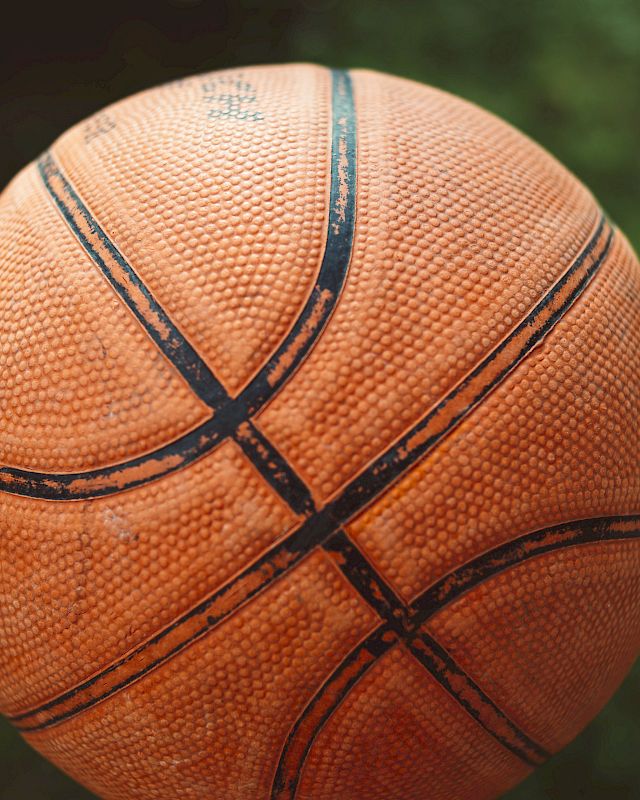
[{"xmin": 0, "ymin": 0, "xmax": 638, "ymax": 797}]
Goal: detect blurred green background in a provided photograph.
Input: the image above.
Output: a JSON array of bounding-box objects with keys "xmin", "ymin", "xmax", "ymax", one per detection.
[{"xmin": 0, "ymin": 0, "xmax": 638, "ymax": 797}]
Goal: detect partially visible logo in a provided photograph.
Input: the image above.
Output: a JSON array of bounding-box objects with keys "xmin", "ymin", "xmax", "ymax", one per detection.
[
  {"xmin": 83, "ymin": 112, "xmax": 117, "ymax": 144},
  {"xmin": 202, "ymin": 74, "xmax": 265, "ymax": 122}
]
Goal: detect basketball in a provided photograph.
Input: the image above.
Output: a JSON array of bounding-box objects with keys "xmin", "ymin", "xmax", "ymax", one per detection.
[{"xmin": 0, "ymin": 63, "xmax": 638, "ymax": 799}]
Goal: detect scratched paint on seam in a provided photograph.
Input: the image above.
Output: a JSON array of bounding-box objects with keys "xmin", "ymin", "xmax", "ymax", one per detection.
[
  {"xmin": 407, "ymin": 633, "xmax": 548, "ymax": 766},
  {"xmin": 38, "ymin": 152, "xmax": 229, "ymax": 409},
  {"xmin": 410, "ymin": 515, "xmax": 640, "ymax": 627},
  {"xmin": 10, "ymin": 531, "xmax": 305, "ymax": 728},
  {"xmin": 267, "ymin": 289, "xmax": 334, "ymax": 387},
  {"xmin": 398, "ymin": 220, "xmax": 610, "ymax": 461},
  {"xmin": 315, "ymin": 531, "xmax": 549, "ymax": 767},
  {"xmin": 333, "ymin": 121, "xmax": 351, "ymax": 230},
  {"xmin": 271, "ymin": 627, "xmax": 398, "ymax": 800},
  {"xmin": 234, "ymin": 421, "xmax": 315, "ymax": 516},
  {"xmin": 320, "ymin": 218, "xmax": 611, "ymax": 527},
  {"xmin": 45, "ymin": 167, "xmax": 173, "ymax": 342},
  {"xmin": 8, "ymin": 219, "xmax": 619, "ymax": 729},
  {"xmin": 1, "ymin": 69, "xmax": 357, "ymax": 500}
]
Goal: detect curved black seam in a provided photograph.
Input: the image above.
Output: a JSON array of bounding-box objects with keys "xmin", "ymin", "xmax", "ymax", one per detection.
[
  {"xmin": 270, "ymin": 625, "xmax": 542, "ymax": 800},
  {"xmin": 234, "ymin": 421, "xmax": 315, "ymax": 517},
  {"xmin": 322, "ymin": 531, "xmax": 549, "ymax": 765},
  {"xmin": 10, "ymin": 219, "xmax": 615, "ymax": 728},
  {"xmin": 410, "ymin": 514, "xmax": 640, "ymax": 627},
  {"xmin": 406, "ymin": 632, "xmax": 548, "ymax": 767},
  {"xmin": 270, "ymin": 627, "xmax": 397, "ymax": 800},
  {"xmin": 13, "ymin": 513, "xmax": 639, "ymax": 733},
  {"xmin": 0, "ymin": 213, "xmax": 609, "ymax": 502},
  {"xmin": 327, "ymin": 219, "xmax": 612, "ymax": 523},
  {"xmin": 38, "ymin": 152, "xmax": 228, "ymax": 409},
  {"xmin": 0, "ymin": 68, "xmax": 356, "ymax": 501},
  {"xmin": 239, "ymin": 68, "xmax": 357, "ymax": 415},
  {"xmin": 270, "ymin": 515, "xmax": 640, "ymax": 795},
  {"xmin": 9, "ymin": 512, "xmax": 333, "ymax": 728}
]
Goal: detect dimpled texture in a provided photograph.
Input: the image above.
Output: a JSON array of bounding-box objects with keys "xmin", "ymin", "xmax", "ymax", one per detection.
[
  {"xmin": 0, "ymin": 164, "xmax": 208, "ymax": 471},
  {"xmin": 24, "ymin": 553, "xmax": 377, "ymax": 800},
  {"xmin": 0, "ymin": 64, "xmax": 639, "ymax": 800},
  {"xmin": 54, "ymin": 65, "xmax": 330, "ymax": 394},
  {"xmin": 297, "ymin": 646, "xmax": 530, "ymax": 800},
  {"xmin": 349, "ymin": 231, "xmax": 640, "ymax": 600},
  {"xmin": 0, "ymin": 441, "xmax": 296, "ymax": 713},
  {"xmin": 426, "ymin": 540, "xmax": 640, "ymax": 752},
  {"xmin": 259, "ymin": 69, "xmax": 597, "ymax": 500}
]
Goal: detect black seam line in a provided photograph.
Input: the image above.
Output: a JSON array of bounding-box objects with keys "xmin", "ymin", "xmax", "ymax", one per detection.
[
  {"xmin": 272, "ymin": 515, "xmax": 640, "ymax": 798},
  {"xmin": 311, "ymin": 515, "xmax": 640, "ymax": 779},
  {"xmin": 271, "ymin": 625, "xmax": 543, "ymax": 800},
  {"xmin": 0, "ymin": 211, "xmax": 610, "ymax": 504},
  {"xmin": 10, "ymin": 513, "xmax": 334, "ymax": 729},
  {"xmin": 238, "ymin": 68, "xmax": 357, "ymax": 415},
  {"xmin": 406, "ymin": 632, "xmax": 547, "ymax": 767},
  {"xmin": 38, "ymin": 152, "xmax": 228, "ymax": 410},
  {"xmin": 1, "ymin": 68, "xmax": 357, "ymax": 501},
  {"xmin": 274, "ymin": 514, "xmax": 640, "ymax": 792},
  {"xmin": 234, "ymin": 421, "xmax": 316, "ymax": 517},
  {"xmin": 270, "ymin": 626, "xmax": 397, "ymax": 800},
  {"xmin": 323, "ymin": 529, "xmax": 410, "ymax": 626},
  {"xmin": 322, "ymin": 530, "xmax": 549, "ymax": 767},
  {"xmin": 10, "ymin": 220, "xmax": 613, "ymax": 729},
  {"xmin": 14, "ymin": 511, "xmax": 638, "ymax": 734},
  {"xmin": 326, "ymin": 218, "xmax": 612, "ymax": 524},
  {"xmin": 410, "ymin": 514, "xmax": 640, "ymax": 628}
]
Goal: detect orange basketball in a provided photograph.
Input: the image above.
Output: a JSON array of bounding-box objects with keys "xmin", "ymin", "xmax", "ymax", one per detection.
[{"xmin": 0, "ymin": 64, "xmax": 638, "ymax": 799}]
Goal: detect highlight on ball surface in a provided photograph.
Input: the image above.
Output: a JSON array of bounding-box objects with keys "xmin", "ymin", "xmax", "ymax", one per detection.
[{"xmin": 0, "ymin": 64, "xmax": 638, "ymax": 800}]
